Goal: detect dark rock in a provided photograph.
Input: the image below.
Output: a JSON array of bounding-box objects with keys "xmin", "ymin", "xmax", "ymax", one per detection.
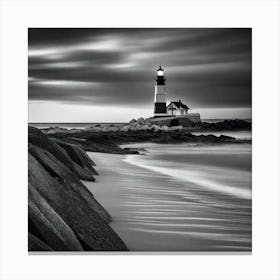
[
  {"xmin": 28, "ymin": 152, "xmax": 127, "ymax": 251},
  {"xmin": 29, "ymin": 126, "xmax": 98, "ymax": 181},
  {"xmin": 62, "ymin": 137, "xmax": 134, "ymax": 154},
  {"xmin": 51, "ymin": 137, "xmax": 98, "ymax": 181},
  {"xmin": 28, "ymin": 127, "xmax": 128, "ymax": 251},
  {"xmin": 28, "ymin": 233, "xmax": 54, "ymax": 251},
  {"xmin": 195, "ymin": 119, "xmax": 251, "ymax": 132},
  {"xmin": 40, "ymin": 120, "xmax": 251, "ymax": 155},
  {"xmin": 29, "ymin": 183, "xmax": 84, "ymax": 251},
  {"xmin": 29, "ymin": 144, "xmax": 110, "ymax": 223},
  {"xmin": 218, "ymin": 134, "xmax": 235, "ymax": 140},
  {"xmin": 72, "ymin": 161, "xmax": 96, "ymax": 182},
  {"xmin": 51, "ymin": 138, "xmax": 97, "ymax": 169},
  {"xmin": 28, "ymin": 126, "xmax": 79, "ymax": 177}
]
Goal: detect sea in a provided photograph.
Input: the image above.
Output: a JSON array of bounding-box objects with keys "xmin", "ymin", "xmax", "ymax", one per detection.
[
  {"xmin": 28, "ymin": 122, "xmax": 126, "ymax": 129},
  {"xmin": 85, "ymin": 142, "xmax": 252, "ymax": 252}
]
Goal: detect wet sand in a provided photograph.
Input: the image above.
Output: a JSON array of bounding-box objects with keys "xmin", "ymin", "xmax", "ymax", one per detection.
[{"xmin": 83, "ymin": 144, "xmax": 251, "ymax": 252}]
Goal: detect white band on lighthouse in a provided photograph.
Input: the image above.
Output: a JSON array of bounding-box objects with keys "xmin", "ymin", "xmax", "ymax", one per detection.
[
  {"xmin": 155, "ymin": 85, "xmax": 166, "ymax": 95},
  {"xmin": 154, "ymin": 93, "xmax": 167, "ymax": 103},
  {"xmin": 154, "ymin": 85, "xmax": 167, "ymax": 103}
]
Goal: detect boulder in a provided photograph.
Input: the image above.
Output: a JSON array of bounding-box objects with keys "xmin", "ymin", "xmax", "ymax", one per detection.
[
  {"xmin": 28, "ymin": 127, "xmax": 128, "ymax": 251},
  {"xmin": 28, "ymin": 126, "xmax": 78, "ymax": 177},
  {"xmin": 28, "ymin": 233, "xmax": 54, "ymax": 251},
  {"xmin": 28, "ymin": 152, "xmax": 127, "ymax": 251},
  {"xmin": 51, "ymin": 138, "xmax": 97, "ymax": 170},
  {"xmin": 129, "ymin": 118, "xmax": 137, "ymax": 124},
  {"xmin": 136, "ymin": 117, "xmax": 145, "ymax": 125},
  {"xmin": 29, "ymin": 183, "xmax": 83, "ymax": 251},
  {"xmin": 29, "ymin": 127, "xmax": 99, "ymax": 181},
  {"xmin": 28, "ymin": 144, "xmax": 110, "ymax": 223},
  {"xmin": 199, "ymin": 119, "xmax": 251, "ymax": 131}
]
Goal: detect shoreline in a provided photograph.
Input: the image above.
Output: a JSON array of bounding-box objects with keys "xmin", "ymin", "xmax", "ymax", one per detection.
[
  {"xmin": 84, "ymin": 142, "xmax": 251, "ymax": 252},
  {"xmin": 39, "ymin": 122, "xmax": 252, "ymax": 155},
  {"xmin": 28, "ymin": 125, "xmax": 251, "ymax": 252}
]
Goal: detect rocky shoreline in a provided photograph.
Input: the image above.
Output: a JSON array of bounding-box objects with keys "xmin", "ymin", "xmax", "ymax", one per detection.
[
  {"xmin": 38, "ymin": 119, "xmax": 251, "ymax": 154},
  {"xmin": 28, "ymin": 119, "xmax": 251, "ymax": 251},
  {"xmin": 28, "ymin": 126, "xmax": 127, "ymax": 251},
  {"xmin": 40, "ymin": 119, "xmax": 251, "ymax": 134}
]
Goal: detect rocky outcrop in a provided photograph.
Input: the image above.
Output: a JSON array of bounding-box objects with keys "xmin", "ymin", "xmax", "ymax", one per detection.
[
  {"xmin": 35, "ymin": 119, "xmax": 251, "ymax": 155},
  {"xmin": 28, "ymin": 126, "xmax": 127, "ymax": 251},
  {"xmin": 41, "ymin": 119, "xmax": 251, "ymax": 135},
  {"xmin": 191, "ymin": 119, "xmax": 252, "ymax": 131},
  {"xmin": 59, "ymin": 136, "xmax": 136, "ymax": 154},
  {"xmin": 29, "ymin": 181, "xmax": 84, "ymax": 251},
  {"xmin": 51, "ymin": 137, "xmax": 99, "ymax": 180},
  {"xmin": 28, "ymin": 233, "xmax": 54, "ymax": 251},
  {"xmin": 29, "ymin": 126, "xmax": 98, "ymax": 181},
  {"xmin": 46, "ymin": 129, "xmax": 249, "ymax": 155}
]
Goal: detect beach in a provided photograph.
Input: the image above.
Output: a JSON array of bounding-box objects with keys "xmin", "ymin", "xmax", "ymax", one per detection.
[
  {"xmin": 27, "ymin": 121, "xmax": 252, "ymax": 252},
  {"xmin": 84, "ymin": 142, "xmax": 252, "ymax": 252}
]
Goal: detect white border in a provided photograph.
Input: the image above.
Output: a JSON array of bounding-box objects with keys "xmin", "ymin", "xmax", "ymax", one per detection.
[{"xmin": 1, "ymin": 0, "xmax": 280, "ymax": 279}]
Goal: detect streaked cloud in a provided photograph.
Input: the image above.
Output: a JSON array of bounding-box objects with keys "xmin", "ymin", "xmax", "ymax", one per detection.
[{"xmin": 28, "ymin": 28, "xmax": 251, "ymax": 121}]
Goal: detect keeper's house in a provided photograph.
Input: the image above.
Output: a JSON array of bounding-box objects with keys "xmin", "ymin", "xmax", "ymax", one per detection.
[{"xmin": 166, "ymin": 100, "xmax": 189, "ymax": 116}]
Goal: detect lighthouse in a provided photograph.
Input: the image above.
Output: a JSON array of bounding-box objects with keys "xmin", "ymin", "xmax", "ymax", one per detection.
[{"xmin": 154, "ymin": 66, "xmax": 168, "ymax": 117}]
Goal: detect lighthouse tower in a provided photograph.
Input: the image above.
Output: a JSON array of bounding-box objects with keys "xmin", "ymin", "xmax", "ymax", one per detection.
[{"xmin": 154, "ymin": 66, "xmax": 168, "ymax": 117}]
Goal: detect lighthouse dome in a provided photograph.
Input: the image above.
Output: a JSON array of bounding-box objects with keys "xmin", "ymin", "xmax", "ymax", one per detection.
[{"xmin": 157, "ymin": 66, "xmax": 164, "ymax": 76}]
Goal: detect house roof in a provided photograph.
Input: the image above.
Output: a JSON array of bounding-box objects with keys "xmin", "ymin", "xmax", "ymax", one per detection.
[{"xmin": 167, "ymin": 100, "xmax": 190, "ymax": 110}]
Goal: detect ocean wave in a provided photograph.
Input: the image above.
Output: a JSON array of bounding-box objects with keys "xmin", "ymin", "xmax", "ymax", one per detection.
[{"xmin": 124, "ymin": 156, "xmax": 251, "ymax": 200}]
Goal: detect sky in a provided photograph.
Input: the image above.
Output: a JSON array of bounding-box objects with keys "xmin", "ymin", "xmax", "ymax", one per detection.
[{"xmin": 28, "ymin": 28, "xmax": 252, "ymax": 122}]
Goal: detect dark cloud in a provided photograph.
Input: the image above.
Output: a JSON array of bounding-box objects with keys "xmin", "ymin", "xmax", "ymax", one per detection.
[{"xmin": 28, "ymin": 28, "xmax": 251, "ymax": 111}]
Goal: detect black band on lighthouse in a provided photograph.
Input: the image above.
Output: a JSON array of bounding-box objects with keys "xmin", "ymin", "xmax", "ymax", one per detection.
[
  {"xmin": 156, "ymin": 76, "xmax": 166, "ymax": 85},
  {"xmin": 154, "ymin": 102, "xmax": 166, "ymax": 114}
]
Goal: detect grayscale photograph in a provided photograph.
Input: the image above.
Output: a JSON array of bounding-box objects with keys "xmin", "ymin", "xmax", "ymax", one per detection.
[{"xmin": 28, "ymin": 28, "xmax": 252, "ymax": 252}]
